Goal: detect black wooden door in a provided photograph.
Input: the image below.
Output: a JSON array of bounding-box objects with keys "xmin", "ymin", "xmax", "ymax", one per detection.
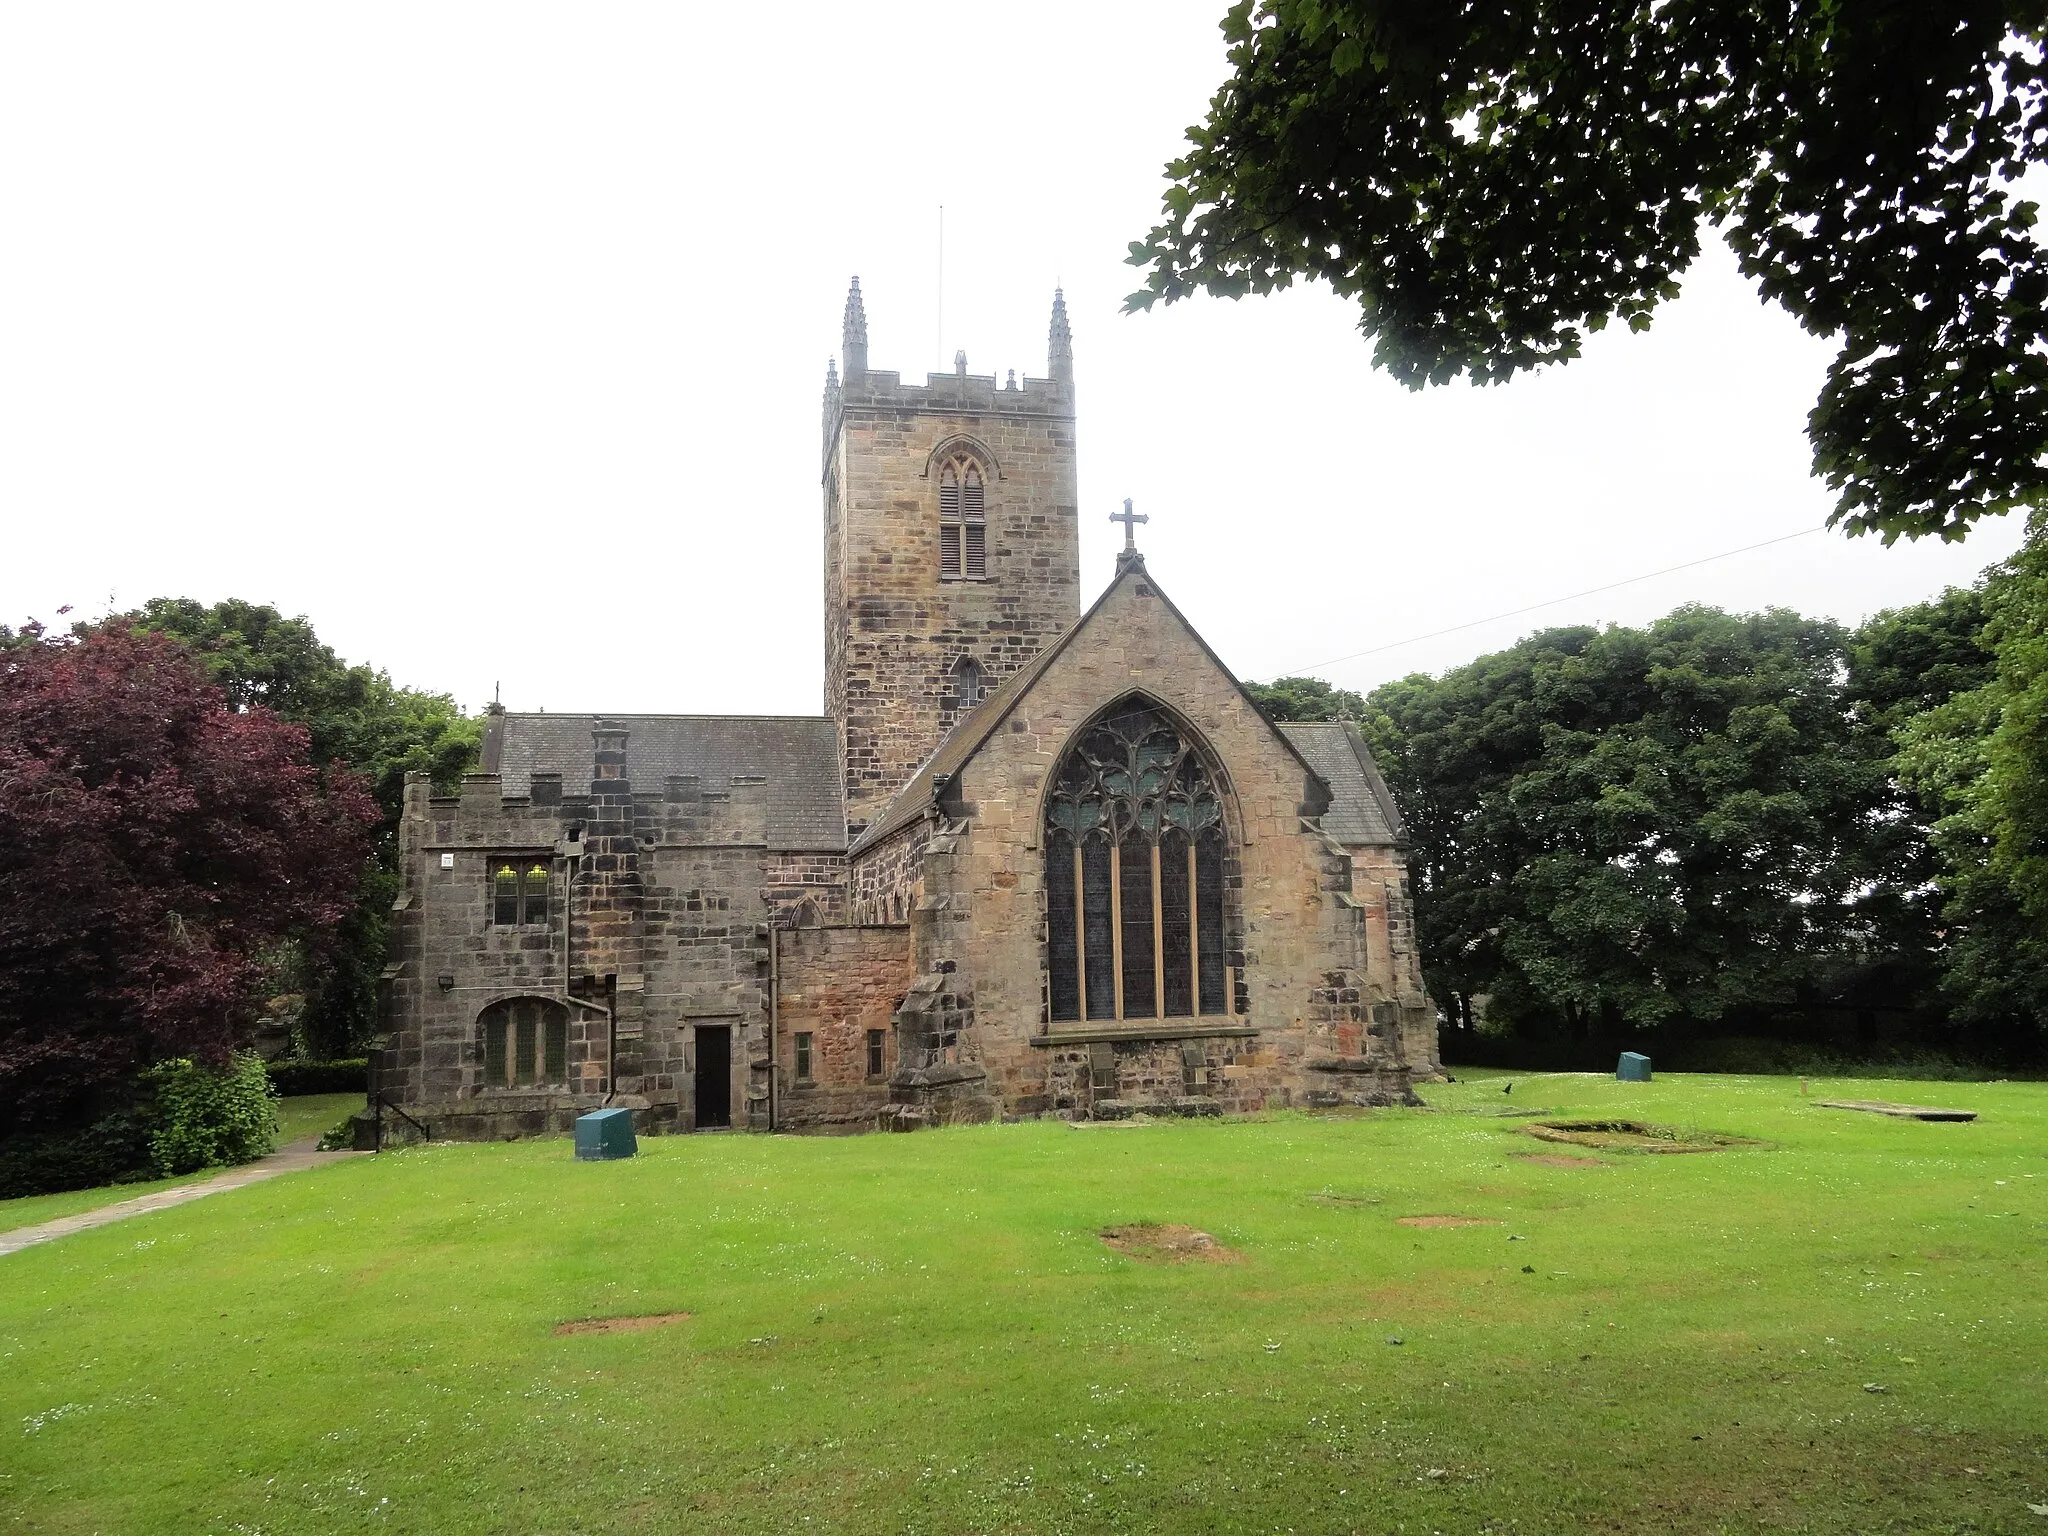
[{"xmin": 694, "ymin": 1026, "xmax": 731, "ymax": 1129}]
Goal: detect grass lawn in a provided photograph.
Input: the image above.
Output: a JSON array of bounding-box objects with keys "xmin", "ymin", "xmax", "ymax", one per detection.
[
  {"xmin": 0, "ymin": 1095, "xmax": 362, "ymax": 1236},
  {"xmin": 274, "ymin": 1091, "xmax": 364, "ymax": 1148},
  {"xmin": 1, "ymin": 1071, "xmax": 2043, "ymax": 1534}
]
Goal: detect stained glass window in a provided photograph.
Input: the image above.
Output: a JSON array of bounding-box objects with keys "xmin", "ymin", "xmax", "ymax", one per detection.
[
  {"xmin": 1044, "ymin": 700, "xmax": 1230, "ymax": 1023},
  {"xmin": 488, "ymin": 856, "xmax": 551, "ymax": 926}
]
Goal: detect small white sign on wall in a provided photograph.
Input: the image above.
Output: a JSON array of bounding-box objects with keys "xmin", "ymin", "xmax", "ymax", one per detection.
[{"xmin": 439, "ymin": 853, "xmax": 454, "ymax": 869}]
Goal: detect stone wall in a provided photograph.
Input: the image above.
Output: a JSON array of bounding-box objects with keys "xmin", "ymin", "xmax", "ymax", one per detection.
[
  {"xmin": 893, "ymin": 561, "xmax": 1422, "ymax": 1115},
  {"xmin": 846, "ymin": 820, "xmax": 924, "ymax": 926},
  {"xmin": 773, "ymin": 924, "xmax": 912, "ymax": 1131},
  {"xmin": 379, "ymin": 740, "xmax": 838, "ymax": 1137},
  {"xmin": 765, "ymin": 851, "xmax": 849, "ymax": 926},
  {"xmin": 824, "ymin": 358, "xmax": 1080, "ymax": 831}
]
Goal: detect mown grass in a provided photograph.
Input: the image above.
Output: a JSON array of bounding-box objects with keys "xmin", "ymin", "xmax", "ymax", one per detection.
[
  {"xmin": 0, "ymin": 1095, "xmax": 363, "ymax": 1236},
  {"xmin": 274, "ymin": 1092, "xmax": 363, "ymax": 1148},
  {"xmin": 1, "ymin": 1072, "xmax": 2043, "ymax": 1534}
]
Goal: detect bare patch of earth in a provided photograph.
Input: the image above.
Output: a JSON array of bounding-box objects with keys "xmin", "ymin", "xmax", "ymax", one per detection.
[
  {"xmin": 1397, "ymin": 1215, "xmax": 1502, "ymax": 1229},
  {"xmin": 1524, "ymin": 1119, "xmax": 1751, "ymax": 1154},
  {"xmin": 1309, "ymin": 1191, "xmax": 1384, "ymax": 1207},
  {"xmin": 1517, "ymin": 1153, "xmax": 1608, "ymax": 1169},
  {"xmin": 1099, "ymin": 1223, "xmax": 1239, "ymax": 1262},
  {"xmin": 553, "ymin": 1312, "xmax": 693, "ymax": 1336}
]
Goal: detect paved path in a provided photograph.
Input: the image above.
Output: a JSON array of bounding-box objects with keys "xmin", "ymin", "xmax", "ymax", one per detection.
[{"xmin": 0, "ymin": 1139, "xmax": 364, "ymax": 1257}]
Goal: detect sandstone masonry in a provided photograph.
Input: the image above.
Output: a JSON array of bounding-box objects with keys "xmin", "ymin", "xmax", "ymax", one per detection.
[{"xmin": 375, "ymin": 280, "xmax": 1438, "ymax": 1143}]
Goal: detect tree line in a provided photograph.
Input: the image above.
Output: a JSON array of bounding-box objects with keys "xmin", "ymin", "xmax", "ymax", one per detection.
[
  {"xmin": 1249, "ymin": 524, "xmax": 2048, "ymax": 1069},
  {"xmin": 0, "ymin": 602, "xmax": 475, "ymax": 1186},
  {"xmin": 4, "ymin": 530, "xmax": 2041, "ymax": 1183}
]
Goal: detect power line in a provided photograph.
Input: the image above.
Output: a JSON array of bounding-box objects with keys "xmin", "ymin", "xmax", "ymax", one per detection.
[{"xmin": 1282, "ymin": 523, "xmax": 1831, "ymax": 676}]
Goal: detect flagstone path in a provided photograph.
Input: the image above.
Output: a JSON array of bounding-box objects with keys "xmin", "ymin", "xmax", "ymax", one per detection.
[{"xmin": 0, "ymin": 1139, "xmax": 363, "ymax": 1257}]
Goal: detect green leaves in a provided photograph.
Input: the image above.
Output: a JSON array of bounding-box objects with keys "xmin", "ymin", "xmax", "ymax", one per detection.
[
  {"xmin": 1244, "ymin": 674, "xmax": 1368, "ymax": 721},
  {"xmin": 1891, "ymin": 520, "xmax": 2048, "ymax": 1042},
  {"xmin": 1131, "ymin": 0, "xmax": 2048, "ymax": 541},
  {"xmin": 1363, "ymin": 606, "xmax": 1900, "ymax": 1036}
]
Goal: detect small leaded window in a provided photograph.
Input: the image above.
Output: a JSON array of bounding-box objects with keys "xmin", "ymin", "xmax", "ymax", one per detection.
[
  {"xmin": 938, "ymin": 456, "xmax": 986, "ymax": 580},
  {"xmin": 479, "ymin": 997, "xmax": 570, "ymax": 1088},
  {"xmin": 1045, "ymin": 699, "xmax": 1231, "ymax": 1023},
  {"xmin": 950, "ymin": 655, "xmax": 985, "ymax": 712},
  {"xmin": 490, "ymin": 857, "xmax": 551, "ymax": 926},
  {"xmin": 866, "ymin": 1029, "xmax": 886, "ymax": 1078},
  {"xmin": 794, "ymin": 1031, "xmax": 815, "ymax": 1083}
]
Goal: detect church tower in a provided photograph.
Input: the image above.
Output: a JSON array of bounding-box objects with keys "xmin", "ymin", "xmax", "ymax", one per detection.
[{"xmin": 823, "ymin": 279, "xmax": 1081, "ymax": 831}]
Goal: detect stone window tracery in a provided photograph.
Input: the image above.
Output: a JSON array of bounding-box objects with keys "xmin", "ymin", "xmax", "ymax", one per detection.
[
  {"xmin": 938, "ymin": 455, "xmax": 986, "ymax": 580},
  {"xmin": 479, "ymin": 996, "xmax": 568, "ymax": 1088},
  {"xmin": 1044, "ymin": 699, "xmax": 1230, "ymax": 1023}
]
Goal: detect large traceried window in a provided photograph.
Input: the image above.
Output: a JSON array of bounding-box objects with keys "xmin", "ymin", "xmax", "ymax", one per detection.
[
  {"xmin": 938, "ymin": 456, "xmax": 986, "ymax": 580},
  {"xmin": 1045, "ymin": 700, "xmax": 1230, "ymax": 1023}
]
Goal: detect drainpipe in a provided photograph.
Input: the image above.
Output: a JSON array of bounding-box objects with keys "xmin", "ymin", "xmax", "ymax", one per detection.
[
  {"xmin": 602, "ymin": 971, "xmax": 618, "ymax": 1105},
  {"xmin": 767, "ymin": 924, "xmax": 781, "ymax": 1133}
]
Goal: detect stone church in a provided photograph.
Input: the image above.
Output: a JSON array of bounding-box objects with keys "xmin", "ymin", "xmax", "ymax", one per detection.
[{"xmin": 373, "ymin": 280, "xmax": 1439, "ymax": 1138}]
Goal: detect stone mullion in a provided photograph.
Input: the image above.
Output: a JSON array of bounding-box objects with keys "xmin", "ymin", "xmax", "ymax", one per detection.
[
  {"xmin": 1151, "ymin": 842, "xmax": 1165, "ymax": 1019},
  {"xmin": 1072, "ymin": 843, "xmax": 1089, "ymax": 1024},
  {"xmin": 1109, "ymin": 842, "xmax": 1125, "ymax": 1021}
]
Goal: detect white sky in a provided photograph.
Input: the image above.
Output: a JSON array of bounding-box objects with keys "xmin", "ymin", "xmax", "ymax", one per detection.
[{"xmin": 0, "ymin": 4, "xmax": 2027, "ymax": 716}]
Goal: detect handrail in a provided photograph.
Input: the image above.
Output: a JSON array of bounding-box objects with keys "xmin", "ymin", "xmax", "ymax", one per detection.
[{"xmin": 372, "ymin": 1094, "xmax": 431, "ymax": 1151}]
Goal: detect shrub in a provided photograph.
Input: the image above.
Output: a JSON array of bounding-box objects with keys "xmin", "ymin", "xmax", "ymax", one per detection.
[
  {"xmin": 0, "ymin": 1110, "xmax": 154, "ymax": 1200},
  {"xmin": 265, "ymin": 1058, "xmax": 369, "ymax": 1096},
  {"xmin": 0, "ymin": 1053, "xmax": 283, "ymax": 1199},
  {"xmin": 316, "ymin": 1114, "xmax": 363, "ymax": 1152},
  {"xmin": 141, "ymin": 1053, "xmax": 279, "ymax": 1176}
]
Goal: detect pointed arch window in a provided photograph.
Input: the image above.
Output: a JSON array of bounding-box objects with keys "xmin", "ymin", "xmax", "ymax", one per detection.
[
  {"xmin": 949, "ymin": 655, "xmax": 985, "ymax": 712},
  {"xmin": 938, "ymin": 456, "xmax": 986, "ymax": 580},
  {"xmin": 1045, "ymin": 700, "xmax": 1231, "ymax": 1023}
]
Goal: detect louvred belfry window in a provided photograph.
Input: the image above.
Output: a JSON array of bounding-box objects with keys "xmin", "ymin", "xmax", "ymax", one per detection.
[
  {"xmin": 1045, "ymin": 699, "xmax": 1232, "ymax": 1023},
  {"xmin": 938, "ymin": 457, "xmax": 986, "ymax": 580}
]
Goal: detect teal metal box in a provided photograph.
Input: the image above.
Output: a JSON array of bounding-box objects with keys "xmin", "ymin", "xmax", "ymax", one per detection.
[
  {"xmin": 574, "ymin": 1107, "xmax": 637, "ymax": 1161},
  {"xmin": 1616, "ymin": 1051, "xmax": 1652, "ymax": 1082}
]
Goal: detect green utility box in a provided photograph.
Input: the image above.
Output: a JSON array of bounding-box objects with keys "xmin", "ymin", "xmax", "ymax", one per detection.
[
  {"xmin": 1616, "ymin": 1051, "xmax": 1653, "ymax": 1082},
  {"xmin": 574, "ymin": 1107, "xmax": 637, "ymax": 1161}
]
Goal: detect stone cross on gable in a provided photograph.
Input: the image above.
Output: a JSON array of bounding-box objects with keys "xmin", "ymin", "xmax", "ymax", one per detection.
[{"xmin": 1111, "ymin": 497, "xmax": 1148, "ymax": 552}]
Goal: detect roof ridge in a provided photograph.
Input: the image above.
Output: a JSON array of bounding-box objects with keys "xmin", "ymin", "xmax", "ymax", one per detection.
[{"xmin": 500, "ymin": 712, "xmax": 833, "ymax": 723}]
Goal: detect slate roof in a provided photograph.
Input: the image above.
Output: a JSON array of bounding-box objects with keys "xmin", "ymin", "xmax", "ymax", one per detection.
[
  {"xmin": 849, "ymin": 556, "xmax": 1337, "ymax": 856},
  {"xmin": 487, "ymin": 714, "xmax": 846, "ymax": 851},
  {"xmin": 1277, "ymin": 721, "xmax": 1407, "ymax": 847}
]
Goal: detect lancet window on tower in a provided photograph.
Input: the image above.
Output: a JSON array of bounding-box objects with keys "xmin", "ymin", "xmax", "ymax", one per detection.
[
  {"xmin": 937, "ymin": 456, "xmax": 986, "ymax": 580},
  {"xmin": 1044, "ymin": 699, "xmax": 1231, "ymax": 1024},
  {"xmin": 949, "ymin": 655, "xmax": 985, "ymax": 712}
]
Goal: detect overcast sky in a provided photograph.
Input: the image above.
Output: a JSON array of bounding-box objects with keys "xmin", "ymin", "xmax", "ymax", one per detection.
[{"xmin": 1, "ymin": 4, "xmax": 2028, "ymax": 717}]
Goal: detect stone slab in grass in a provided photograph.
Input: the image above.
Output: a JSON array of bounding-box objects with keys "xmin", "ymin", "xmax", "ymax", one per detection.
[
  {"xmin": 1820, "ymin": 1099, "xmax": 1978, "ymax": 1122},
  {"xmin": 1523, "ymin": 1119, "xmax": 1752, "ymax": 1153}
]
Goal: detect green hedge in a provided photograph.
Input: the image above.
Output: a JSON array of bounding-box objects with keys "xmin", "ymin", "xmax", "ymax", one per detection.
[
  {"xmin": 0, "ymin": 1111, "xmax": 156, "ymax": 1201},
  {"xmin": 265, "ymin": 1058, "xmax": 369, "ymax": 1096},
  {"xmin": 0, "ymin": 1052, "xmax": 280, "ymax": 1200}
]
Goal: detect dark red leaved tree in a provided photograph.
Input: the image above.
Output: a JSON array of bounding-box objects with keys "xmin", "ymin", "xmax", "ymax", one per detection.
[{"xmin": 0, "ymin": 622, "xmax": 376, "ymax": 1127}]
